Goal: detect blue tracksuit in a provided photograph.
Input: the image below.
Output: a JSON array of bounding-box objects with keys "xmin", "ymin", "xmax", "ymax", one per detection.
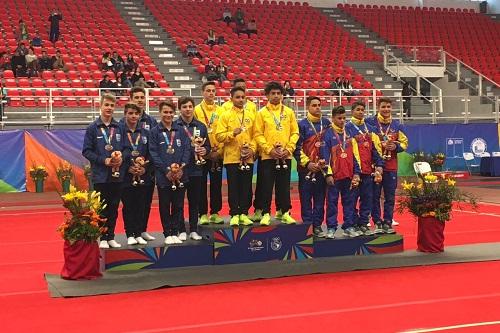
[{"xmin": 294, "ymin": 115, "xmax": 331, "ymax": 227}]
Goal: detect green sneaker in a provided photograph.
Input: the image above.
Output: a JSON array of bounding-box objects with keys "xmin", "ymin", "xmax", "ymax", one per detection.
[
  {"xmin": 239, "ymin": 214, "xmax": 253, "ymax": 226},
  {"xmin": 260, "ymin": 213, "xmax": 271, "ymax": 226},
  {"xmin": 281, "ymin": 212, "xmax": 297, "ymax": 224},
  {"xmin": 275, "ymin": 210, "xmax": 283, "ymax": 220},
  {"xmin": 249, "ymin": 209, "xmax": 263, "ymax": 221},
  {"xmin": 210, "ymin": 213, "xmax": 224, "ymax": 224},
  {"xmin": 230, "ymin": 215, "xmax": 240, "ymax": 226},
  {"xmin": 199, "ymin": 214, "xmax": 210, "ymax": 225}
]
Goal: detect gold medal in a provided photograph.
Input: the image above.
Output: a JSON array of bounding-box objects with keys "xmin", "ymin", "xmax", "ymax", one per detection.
[
  {"xmin": 167, "ymin": 146, "xmax": 175, "ymax": 154},
  {"xmin": 363, "ymin": 141, "xmax": 369, "ymax": 148},
  {"xmin": 314, "ymin": 142, "xmax": 321, "ymax": 148},
  {"xmin": 131, "ymin": 150, "xmax": 140, "ymax": 157},
  {"xmin": 105, "ymin": 144, "xmax": 113, "ymax": 151},
  {"xmin": 340, "ymin": 152, "xmax": 348, "ymax": 159}
]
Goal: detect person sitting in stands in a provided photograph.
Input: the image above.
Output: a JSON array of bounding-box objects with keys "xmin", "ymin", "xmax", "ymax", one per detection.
[
  {"xmin": 217, "ymin": 36, "xmax": 226, "ymax": 45},
  {"xmin": 31, "ymin": 33, "xmax": 43, "ymax": 47},
  {"xmin": 206, "ymin": 29, "xmax": 217, "ymax": 48},
  {"xmin": 25, "ymin": 47, "xmax": 39, "ymax": 77},
  {"xmin": 99, "ymin": 74, "xmax": 117, "ymax": 92},
  {"xmin": 130, "ymin": 68, "xmax": 144, "ymax": 86},
  {"xmin": 216, "ymin": 61, "xmax": 228, "ymax": 83},
  {"xmin": 120, "ymin": 72, "xmax": 132, "ymax": 88},
  {"xmin": 18, "ymin": 19, "xmax": 29, "ymax": 41},
  {"xmin": 246, "ymin": 19, "xmax": 257, "ymax": 37},
  {"xmin": 52, "ymin": 49, "xmax": 68, "ymax": 72},
  {"xmin": 111, "ymin": 51, "xmax": 124, "ymax": 73},
  {"xmin": 205, "ymin": 60, "xmax": 218, "ymax": 81},
  {"xmin": 101, "ymin": 52, "xmax": 114, "ymax": 71},
  {"xmin": 11, "ymin": 50, "xmax": 27, "ymax": 77},
  {"xmin": 330, "ymin": 77, "xmax": 341, "ymax": 96},
  {"xmin": 15, "ymin": 42, "xmax": 28, "ymax": 56},
  {"xmin": 235, "ymin": 8, "xmax": 245, "ymax": 25},
  {"xmin": 218, "ymin": 7, "xmax": 232, "ymax": 26},
  {"xmin": 186, "ymin": 40, "xmax": 202, "ymax": 59},
  {"xmin": 134, "ymin": 77, "xmax": 151, "ymax": 89},
  {"xmin": 0, "ymin": 53, "xmax": 12, "ymax": 72},
  {"xmin": 39, "ymin": 50, "xmax": 53, "ymax": 71},
  {"xmin": 124, "ymin": 53, "xmax": 138, "ymax": 72}
]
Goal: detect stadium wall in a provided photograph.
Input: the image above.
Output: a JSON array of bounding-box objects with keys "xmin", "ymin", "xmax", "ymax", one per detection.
[{"xmin": 304, "ymin": 0, "xmax": 480, "ymax": 11}]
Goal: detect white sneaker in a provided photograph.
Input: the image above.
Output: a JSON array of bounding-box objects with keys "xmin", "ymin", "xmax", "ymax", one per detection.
[
  {"xmin": 171, "ymin": 235, "xmax": 183, "ymax": 244},
  {"xmin": 135, "ymin": 236, "xmax": 147, "ymax": 245},
  {"xmin": 190, "ymin": 231, "xmax": 202, "ymax": 240},
  {"xmin": 392, "ymin": 219, "xmax": 399, "ymax": 226},
  {"xmin": 107, "ymin": 239, "xmax": 122, "ymax": 248},
  {"xmin": 127, "ymin": 237, "xmax": 138, "ymax": 245},
  {"xmin": 99, "ymin": 240, "xmax": 109, "ymax": 249},
  {"xmin": 141, "ymin": 232, "xmax": 156, "ymax": 241},
  {"xmin": 178, "ymin": 232, "xmax": 187, "ymax": 241},
  {"xmin": 164, "ymin": 236, "xmax": 174, "ymax": 245}
]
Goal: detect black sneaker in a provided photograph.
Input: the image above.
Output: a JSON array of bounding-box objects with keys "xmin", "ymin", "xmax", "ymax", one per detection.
[
  {"xmin": 382, "ymin": 222, "xmax": 396, "ymax": 234},
  {"xmin": 313, "ymin": 226, "xmax": 326, "ymax": 238},
  {"xmin": 374, "ymin": 222, "xmax": 384, "ymax": 234},
  {"xmin": 358, "ymin": 224, "xmax": 375, "ymax": 236}
]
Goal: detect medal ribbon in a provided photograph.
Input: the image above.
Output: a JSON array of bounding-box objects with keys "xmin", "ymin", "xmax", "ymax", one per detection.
[
  {"xmin": 233, "ymin": 106, "xmax": 245, "ymax": 128},
  {"xmin": 182, "ymin": 124, "xmax": 194, "ymax": 140},
  {"xmin": 308, "ymin": 118, "xmax": 326, "ymax": 143},
  {"xmin": 378, "ymin": 119, "xmax": 392, "ymax": 141},
  {"xmin": 200, "ymin": 104, "xmax": 216, "ymax": 129},
  {"xmin": 268, "ymin": 105, "xmax": 284, "ymax": 129},
  {"xmin": 127, "ymin": 132, "xmax": 141, "ymax": 151},
  {"xmin": 100, "ymin": 127, "xmax": 115, "ymax": 146},
  {"xmin": 162, "ymin": 130, "xmax": 175, "ymax": 149},
  {"xmin": 333, "ymin": 129, "xmax": 347, "ymax": 152},
  {"xmin": 351, "ymin": 122, "xmax": 369, "ymax": 142}
]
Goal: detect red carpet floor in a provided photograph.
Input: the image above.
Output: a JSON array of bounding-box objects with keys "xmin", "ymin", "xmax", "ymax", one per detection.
[{"xmin": 1, "ymin": 200, "xmax": 500, "ymax": 332}]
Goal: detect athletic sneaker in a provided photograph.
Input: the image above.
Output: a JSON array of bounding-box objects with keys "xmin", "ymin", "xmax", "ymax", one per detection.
[
  {"xmin": 281, "ymin": 212, "xmax": 296, "ymax": 224},
  {"xmin": 353, "ymin": 226, "xmax": 363, "ymax": 236},
  {"xmin": 239, "ymin": 214, "xmax": 253, "ymax": 226},
  {"xmin": 210, "ymin": 213, "xmax": 224, "ymax": 224},
  {"xmin": 392, "ymin": 219, "xmax": 400, "ymax": 226},
  {"xmin": 230, "ymin": 215, "xmax": 240, "ymax": 226},
  {"xmin": 249, "ymin": 209, "xmax": 263, "ymax": 221},
  {"xmin": 275, "ymin": 210, "xmax": 283, "ymax": 220},
  {"xmin": 199, "ymin": 214, "xmax": 210, "ymax": 225},
  {"xmin": 358, "ymin": 225, "xmax": 375, "ymax": 236},
  {"xmin": 260, "ymin": 213, "xmax": 271, "ymax": 225},
  {"xmin": 374, "ymin": 222, "xmax": 385, "ymax": 234},
  {"xmin": 343, "ymin": 227, "xmax": 359, "ymax": 238},
  {"xmin": 313, "ymin": 226, "xmax": 326, "ymax": 238},
  {"xmin": 382, "ymin": 222, "xmax": 396, "ymax": 234},
  {"xmin": 325, "ymin": 228, "xmax": 336, "ymax": 239}
]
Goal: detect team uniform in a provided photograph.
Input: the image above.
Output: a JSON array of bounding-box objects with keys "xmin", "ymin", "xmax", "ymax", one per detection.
[
  {"xmin": 215, "ymin": 105, "xmax": 257, "ymax": 224},
  {"xmin": 194, "ymin": 100, "xmax": 224, "ymax": 223},
  {"xmin": 322, "ymin": 123, "xmax": 361, "ymax": 238},
  {"xmin": 294, "ymin": 113, "xmax": 331, "ymax": 235},
  {"xmin": 82, "ymin": 117, "xmax": 127, "ymax": 242},
  {"xmin": 366, "ymin": 114, "xmax": 408, "ymax": 232},
  {"xmin": 345, "ymin": 117, "xmax": 384, "ymax": 234},
  {"xmin": 149, "ymin": 122, "xmax": 190, "ymax": 239},
  {"xmin": 254, "ymin": 102, "xmax": 299, "ymax": 224}
]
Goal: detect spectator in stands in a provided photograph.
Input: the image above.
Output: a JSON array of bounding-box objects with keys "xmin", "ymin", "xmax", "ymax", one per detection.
[
  {"xmin": 101, "ymin": 52, "xmax": 114, "ymax": 71},
  {"xmin": 15, "ymin": 42, "xmax": 28, "ymax": 56},
  {"xmin": 235, "ymin": 8, "xmax": 245, "ymax": 25},
  {"xmin": 217, "ymin": 35, "xmax": 226, "ymax": 45},
  {"xmin": 25, "ymin": 47, "xmax": 39, "ymax": 77},
  {"xmin": 134, "ymin": 77, "xmax": 151, "ymax": 89},
  {"xmin": 246, "ymin": 19, "xmax": 257, "ymax": 37},
  {"xmin": 11, "ymin": 50, "xmax": 27, "ymax": 77},
  {"xmin": 283, "ymin": 80, "xmax": 295, "ymax": 107},
  {"xmin": 130, "ymin": 68, "xmax": 144, "ymax": 86},
  {"xmin": 99, "ymin": 74, "xmax": 117, "ymax": 92},
  {"xmin": 330, "ymin": 77, "xmax": 341, "ymax": 96},
  {"xmin": 186, "ymin": 40, "xmax": 202, "ymax": 59},
  {"xmin": 111, "ymin": 51, "xmax": 125, "ymax": 73},
  {"xmin": 18, "ymin": 20, "xmax": 29, "ymax": 42},
  {"xmin": 31, "ymin": 33, "xmax": 43, "ymax": 47},
  {"xmin": 216, "ymin": 61, "xmax": 228, "ymax": 83},
  {"xmin": 205, "ymin": 60, "xmax": 218, "ymax": 81},
  {"xmin": 39, "ymin": 50, "xmax": 53, "ymax": 71},
  {"xmin": 124, "ymin": 53, "xmax": 138, "ymax": 72},
  {"xmin": 235, "ymin": 20, "xmax": 246, "ymax": 37},
  {"xmin": 120, "ymin": 72, "xmax": 133, "ymax": 88},
  {"xmin": 0, "ymin": 52, "xmax": 12, "ymax": 72},
  {"xmin": 206, "ymin": 29, "xmax": 217, "ymax": 49},
  {"xmin": 402, "ymin": 81, "xmax": 412, "ymax": 118},
  {"xmin": 52, "ymin": 49, "xmax": 68, "ymax": 72},
  {"xmin": 48, "ymin": 9, "xmax": 63, "ymax": 43},
  {"xmin": 217, "ymin": 7, "xmax": 232, "ymax": 26},
  {"xmin": 341, "ymin": 78, "xmax": 356, "ymax": 100}
]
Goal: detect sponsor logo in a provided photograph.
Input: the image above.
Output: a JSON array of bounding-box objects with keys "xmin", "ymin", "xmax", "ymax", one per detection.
[
  {"xmin": 248, "ymin": 239, "xmax": 264, "ymax": 252},
  {"xmin": 470, "ymin": 138, "xmax": 487, "ymax": 156},
  {"xmin": 270, "ymin": 237, "xmax": 282, "ymax": 251}
]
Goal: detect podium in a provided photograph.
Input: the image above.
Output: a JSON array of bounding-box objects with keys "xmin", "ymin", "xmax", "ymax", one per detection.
[{"xmin": 314, "ymin": 232, "xmax": 404, "ymax": 257}]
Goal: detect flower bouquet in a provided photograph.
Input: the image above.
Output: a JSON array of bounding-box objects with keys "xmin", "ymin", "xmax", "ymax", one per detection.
[
  {"xmin": 29, "ymin": 164, "xmax": 49, "ymax": 193},
  {"xmin": 56, "ymin": 161, "xmax": 73, "ymax": 193},
  {"xmin": 430, "ymin": 153, "xmax": 446, "ymax": 171},
  {"xmin": 83, "ymin": 164, "xmax": 93, "ymax": 191},
  {"xmin": 58, "ymin": 185, "xmax": 107, "ymax": 280},
  {"xmin": 397, "ymin": 173, "xmax": 477, "ymax": 252}
]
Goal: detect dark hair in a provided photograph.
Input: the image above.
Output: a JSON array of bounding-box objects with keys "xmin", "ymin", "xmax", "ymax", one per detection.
[
  {"xmin": 103, "ymin": 74, "xmax": 109, "ymax": 79},
  {"xmin": 351, "ymin": 101, "xmax": 365, "ymax": 110},
  {"xmin": 264, "ymin": 81, "xmax": 284, "ymax": 95},
  {"xmin": 124, "ymin": 103, "xmax": 141, "ymax": 114},
  {"xmin": 178, "ymin": 96, "xmax": 195, "ymax": 108},
  {"xmin": 230, "ymin": 86, "xmax": 245, "ymax": 97},
  {"xmin": 331, "ymin": 105, "xmax": 346, "ymax": 116},
  {"xmin": 233, "ymin": 78, "xmax": 245, "ymax": 86},
  {"xmin": 306, "ymin": 96, "xmax": 321, "ymax": 106},
  {"xmin": 159, "ymin": 100, "xmax": 176, "ymax": 112},
  {"xmin": 129, "ymin": 86, "xmax": 146, "ymax": 98},
  {"xmin": 377, "ymin": 97, "xmax": 393, "ymax": 106},
  {"xmin": 202, "ymin": 81, "xmax": 217, "ymax": 91}
]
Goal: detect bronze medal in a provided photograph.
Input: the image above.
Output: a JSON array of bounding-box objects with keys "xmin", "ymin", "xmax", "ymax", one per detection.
[
  {"xmin": 363, "ymin": 141, "xmax": 369, "ymax": 148},
  {"xmin": 314, "ymin": 142, "xmax": 321, "ymax": 148},
  {"xmin": 340, "ymin": 152, "xmax": 348, "ymax": 159},
  {"xmin": 131, "ymin": 150, "xmax": 140, "ymax": 157},
  {"xmin": 105, "ymin": 144, "xmax": 113, "ymax": 151},
  {"xmin": 167, "ymin": 146, "xmax": 175, "ymax": 154}
]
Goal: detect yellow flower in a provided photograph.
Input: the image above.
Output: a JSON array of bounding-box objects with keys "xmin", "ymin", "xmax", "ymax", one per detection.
[
  {"xmin": 402, "ymin": 181, "xmax": 415, "ymax": 191},
  {"xmin": 424, "ymin": 174, "xmax": 438, "ymax": 183},
  {"xmin": 417, "ymin": 183, "xmax": 423, "ymax": 190},
  {"xmin": 447, "ymin": 178, "xmax": 456, "ymax": 186}
]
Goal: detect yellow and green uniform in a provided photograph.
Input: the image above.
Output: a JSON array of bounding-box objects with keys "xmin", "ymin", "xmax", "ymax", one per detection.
[{"xmin": 194, "ymin": 100, "xmax": 224, "ymax": 153}]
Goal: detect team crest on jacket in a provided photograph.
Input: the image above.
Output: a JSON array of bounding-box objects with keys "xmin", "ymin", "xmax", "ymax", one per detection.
[
  {"xmin": 142, "ymin": 136, "xmax": 148, "ymax": 144},
  {"xmin": 116, "ymin": 134, "xmax": 121, "ymax": 141},
  {"xmin": 176, "ymin": 139, "xmax": 181, "ymax": 147}
]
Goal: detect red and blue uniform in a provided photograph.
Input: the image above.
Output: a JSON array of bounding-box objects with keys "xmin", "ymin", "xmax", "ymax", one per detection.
[
  {"xmin": 294, "ymin": 113, "xmax": 331, "ymax": 228},
  {"xmin": 346, "ymin": 117, "xmax": 384, "ymax": 226},
  {"xmin": 321, "ymin": 124, "xmax": 361, "ymax": 231},
  {"xmin": 366, "ymin": 114, "xmax": 408, "ymax": 223}
]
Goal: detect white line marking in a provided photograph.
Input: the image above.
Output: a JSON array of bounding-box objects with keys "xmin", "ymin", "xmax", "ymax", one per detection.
[
  {"xmin": 123, "ymin": 293, "xmax": 500, "ymax": 333},
  {"xmin": 402, "ymin": 321, "xmax": 500, "ymax": 332}
]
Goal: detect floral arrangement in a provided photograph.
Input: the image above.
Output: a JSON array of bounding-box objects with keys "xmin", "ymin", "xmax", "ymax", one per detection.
[
  {"xmin": 56, "ymin": 161, "xmax": 73, "ymax": 183},
  {"xmin": 412, "ymin": 151, "xmax": 446, "ymax": 171},
  {"xmin": 29, "ymin": 164, "xmax": 49, "ymax": 182},
  {"xmin": 57, "ymin": 185, "xmax": 107, "ymax": 244},
  {"xmin": 83, "ymin": 164, "xmax": 92, "ymax": 180},
  {"xmin": 397, "ymin": 173, "xmax": 477, "ymax": 222}
]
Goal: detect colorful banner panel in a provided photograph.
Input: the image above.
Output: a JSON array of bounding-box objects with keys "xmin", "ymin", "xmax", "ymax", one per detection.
[{"xmin": 0, "ymin": 130, "xmax": 25, "ymax": 192}]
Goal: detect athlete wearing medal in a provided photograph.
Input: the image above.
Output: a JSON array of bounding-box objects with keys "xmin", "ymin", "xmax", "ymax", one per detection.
[
  {"xmin": 366, "ymin": 97, "xmax": 408, "ymax": 233},
  {"xmin": 254, "ymin": 81, "xmax": 299, "ymax": 226},
  {"xmin": 120, "ymin": 103, "xmax": 150, "ymax": 245},
  {"xmin": 82, "ymin": 93, "xmax": 126, "ymax": 249},
  {"xmin": 294, "ymin": 96, "xmax": 331, "ymax": 237},
  {"xmin": 322, "ymin": 106, "xmax": 362, "ymax": 239},
  {"xmin": 345, "ymin": 101, "xmax": 384, "ymax": 235},
  {"xmin": 149, "ymin": 101, "xmax": 190, "ymax": 244},
  {"xmin": 194, "ymin": 82, "xmax": 224, "ymax": 225}
]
